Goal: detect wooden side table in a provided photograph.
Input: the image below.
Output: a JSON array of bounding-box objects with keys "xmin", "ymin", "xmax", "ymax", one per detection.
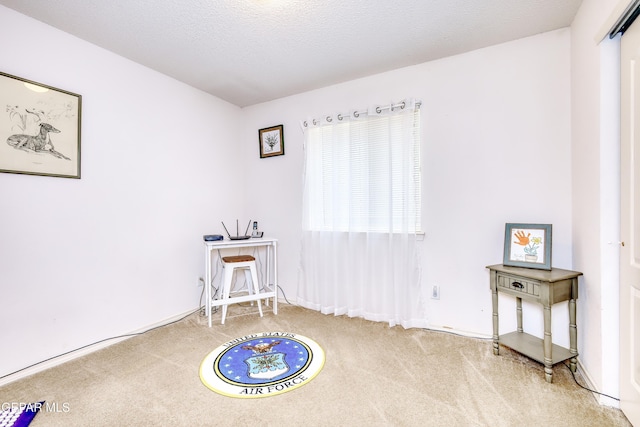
[{"xmin": 486, "ymin": 264, "xmax": 582, "ymax": 383}]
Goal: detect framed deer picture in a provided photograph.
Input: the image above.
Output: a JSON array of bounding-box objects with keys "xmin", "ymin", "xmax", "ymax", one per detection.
[
  {"xmin": 0, "ymin": 71, "xmax": 81, "ymax": 178},
  {"xmin": 259, "ymin": 124, "xmax": 284, "ymax": 158}
]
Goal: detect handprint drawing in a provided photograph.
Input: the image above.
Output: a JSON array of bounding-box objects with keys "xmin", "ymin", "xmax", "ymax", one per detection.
[
  {"xmin": 513, "ymin": 230, "xmax": 530, "ymax": 246},
  {"xmin": 512, "ymin": 229, "xmax": 542, "ymax": 262}
]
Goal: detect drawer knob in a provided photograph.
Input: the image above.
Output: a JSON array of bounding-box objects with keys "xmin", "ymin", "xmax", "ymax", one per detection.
[{"xmin": 512, "ymin": 281, "xmax": 524, "ymax": 289}]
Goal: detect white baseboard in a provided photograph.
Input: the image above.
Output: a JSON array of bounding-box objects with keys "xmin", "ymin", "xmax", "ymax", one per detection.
[
  {"xmin": 424, "ymin": 324, "xmax": 492, "ymax": 340},
  {"xmin": 0, "ymin": 308, "xmax": 198, "ymax": 388},
  {"xmin": 576, "ymin": 359, "xmax": 620, "ymax": 408}
]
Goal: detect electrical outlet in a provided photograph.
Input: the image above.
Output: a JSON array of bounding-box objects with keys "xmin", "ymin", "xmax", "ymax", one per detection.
[{"xmin": 431, "ymin": 285, "xmax": 440, "ymax": 300}]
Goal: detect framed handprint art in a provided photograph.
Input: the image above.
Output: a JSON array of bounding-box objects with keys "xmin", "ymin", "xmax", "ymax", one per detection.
[{"xmin": 503, "ymin": 223, "xmax": 552, "ymax": 270}]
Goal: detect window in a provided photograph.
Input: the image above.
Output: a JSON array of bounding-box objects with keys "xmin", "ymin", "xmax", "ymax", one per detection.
[
  {"xmin": 299, "ymin": 100, "xmax": 425, "ymax": 328},
  {"xmin": 302, "ymin": 102, "xmax": 421, "ymax": 233}
]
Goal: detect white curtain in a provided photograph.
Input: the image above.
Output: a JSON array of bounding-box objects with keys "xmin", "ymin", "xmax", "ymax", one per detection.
[{"xmin": 297, "ymin": 99, "xmax": 427, "ymax": 328}]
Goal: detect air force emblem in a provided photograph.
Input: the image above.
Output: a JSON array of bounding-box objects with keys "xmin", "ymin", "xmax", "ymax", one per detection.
[
  {"xmin": 200, "ymin": 332, "xmax": 325, "ymax": 398},
  {"xmin": 242, "ymin": 340, "xmax": 289, "ymax": 379}
]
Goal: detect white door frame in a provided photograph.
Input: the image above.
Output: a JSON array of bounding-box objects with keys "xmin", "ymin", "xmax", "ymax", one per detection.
[
  {"xmin": 595, "ymin": 0, "xmax": 639, "ymax": 410},
  {"xmin": 599, "ymin": 35, "xmax": 623, "ymax": 408}
]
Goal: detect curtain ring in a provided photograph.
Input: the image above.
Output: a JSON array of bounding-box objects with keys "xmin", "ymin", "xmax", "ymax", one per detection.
[
  {"xmin": 326, "ymin": 116, "xmax": 332, "ymax": 122},
  {"xmin": 337, "ymin": 114, "xmax": 343, "ymax": 121},
  {"xmin": 353, "ymin": 111, "xmax": 359, "ymax": 118},
  {"xmin": 313, "ymin": 119, "xmax": 317, "ymax": 125},
  {"xmin": 303, "ymin": 121, "xmax": 308, "ymax": 127},
  {"xmin": 375, "ymin": 106, "xmax": 382, "ymax": 114},
  {"xmin": 400, "ymin": 101, "xmax": 406, "ymax": 109}
]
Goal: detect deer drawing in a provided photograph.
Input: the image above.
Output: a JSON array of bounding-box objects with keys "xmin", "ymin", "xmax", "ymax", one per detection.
[{"xmin": 6, "ymin": 122, "xmax": 70, "ymax": 160}]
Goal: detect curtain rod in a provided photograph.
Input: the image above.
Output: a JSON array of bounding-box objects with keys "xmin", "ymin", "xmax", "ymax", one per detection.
[
  {"xmin": 304, "ymin": 100, "xmax": 421, "ymax": 127},
  {"xmin": 352, "ymin": 100, "xmax": 421, "ymax": 117}
]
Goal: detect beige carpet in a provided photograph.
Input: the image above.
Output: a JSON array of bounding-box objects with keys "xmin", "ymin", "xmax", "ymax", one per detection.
[{"xmin": 0, "ymin": 304, "xmax": 631, "ymax": 426}]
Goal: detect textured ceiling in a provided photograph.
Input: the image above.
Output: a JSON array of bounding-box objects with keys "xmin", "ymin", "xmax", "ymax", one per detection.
[{"xmin": 0, "ymin": 0, "xmax": 583, "ymax": 107}]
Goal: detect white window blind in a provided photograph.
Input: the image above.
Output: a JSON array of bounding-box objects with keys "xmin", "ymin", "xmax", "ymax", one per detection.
[{"xmin": 303, "ymin": 103, "xmax": 421, "ymax": 234}]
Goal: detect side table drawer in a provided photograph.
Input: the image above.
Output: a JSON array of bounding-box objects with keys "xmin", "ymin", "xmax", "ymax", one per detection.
[{"xmin": 496, "ymin": 273, "xmax": 540, "ymax": 297}]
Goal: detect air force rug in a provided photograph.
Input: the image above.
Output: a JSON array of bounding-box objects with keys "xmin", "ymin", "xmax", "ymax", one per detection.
[{"xmin": 200, "ymin": 332, "xmax": 324, "ymax": 398}]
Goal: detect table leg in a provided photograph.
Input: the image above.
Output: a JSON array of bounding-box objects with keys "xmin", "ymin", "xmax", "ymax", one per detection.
[
  {"xmin": 273, "ymin": 241, "xmax": 278, "ymax": 315},
  {"xmin": 205, "ymin": 246, "xmax": 212, "ymax": 328},
  {"xmin": 491, "ymin": 277, "xmax": 499, "ymax": 355},
  {"xmin": 262, "ymin": 246, "xmax": 270, "ymax": 308},
  {"xmin": 543, "ymin": 304, "xmax": 553, "ymax": 382},
  {"xmin": 516, "ymin": 297, "xmax": 523, "ymax": 333},
  {"xmin": 569, "ymin": 293, "xmax": 578, "ymax": 372},
  {"xmin": 202, "ymin": 245, "xmax": 211, "ymax": 327}
]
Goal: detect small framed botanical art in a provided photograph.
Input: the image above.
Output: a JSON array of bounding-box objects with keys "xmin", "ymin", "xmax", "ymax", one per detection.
[
  {"xmin": 503, "ymin": 223, "xmax": 552, "ymax": 270},
  {"xmin": 259, "ymin": 124, "xmax": 284, "ymax": 158},
  {"xmin": 0, "ymin": 71, "xmax": 81, "ymax": 178}
]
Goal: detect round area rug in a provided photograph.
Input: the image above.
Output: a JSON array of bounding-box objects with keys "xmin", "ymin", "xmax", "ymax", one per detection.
[{"xmin": 199, "ymin": 332, "xmax": 325, "ymax": 398}]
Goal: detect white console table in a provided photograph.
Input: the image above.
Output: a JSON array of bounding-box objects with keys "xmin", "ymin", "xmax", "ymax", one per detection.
[{"xmin": 204, "ymin": 237, "xmax": 278, "ymax": 327}]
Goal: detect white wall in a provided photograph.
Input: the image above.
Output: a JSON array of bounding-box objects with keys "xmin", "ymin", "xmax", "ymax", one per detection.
[
  {"xmin": 0, "ymin": 6, "xmax": 244, "ymax": 379},
  {"xmin": 2, "ymin": 4, "xmax": 603, "ymax": 395},
  {"xmin": 241, "ymin": 29, "xmax": 573, "ymax": 340},
  {"xmin": 571, "ymin": 0, "xmax": 625, "ymax": 405}
]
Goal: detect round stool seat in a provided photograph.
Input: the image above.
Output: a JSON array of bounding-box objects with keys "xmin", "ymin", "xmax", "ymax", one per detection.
[
  {"xmin": 222, "ymin": 255, "xmax": 255, "ymax": 263},
  {"xmin": 219, "ymin": 254, "xmax": 262, "ymax": 324}
]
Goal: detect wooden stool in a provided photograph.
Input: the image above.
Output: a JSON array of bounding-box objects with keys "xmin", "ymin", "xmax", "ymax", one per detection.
[{"xmin": 219, "ymin": 255, "xmax": 263, "ymax": 324}]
